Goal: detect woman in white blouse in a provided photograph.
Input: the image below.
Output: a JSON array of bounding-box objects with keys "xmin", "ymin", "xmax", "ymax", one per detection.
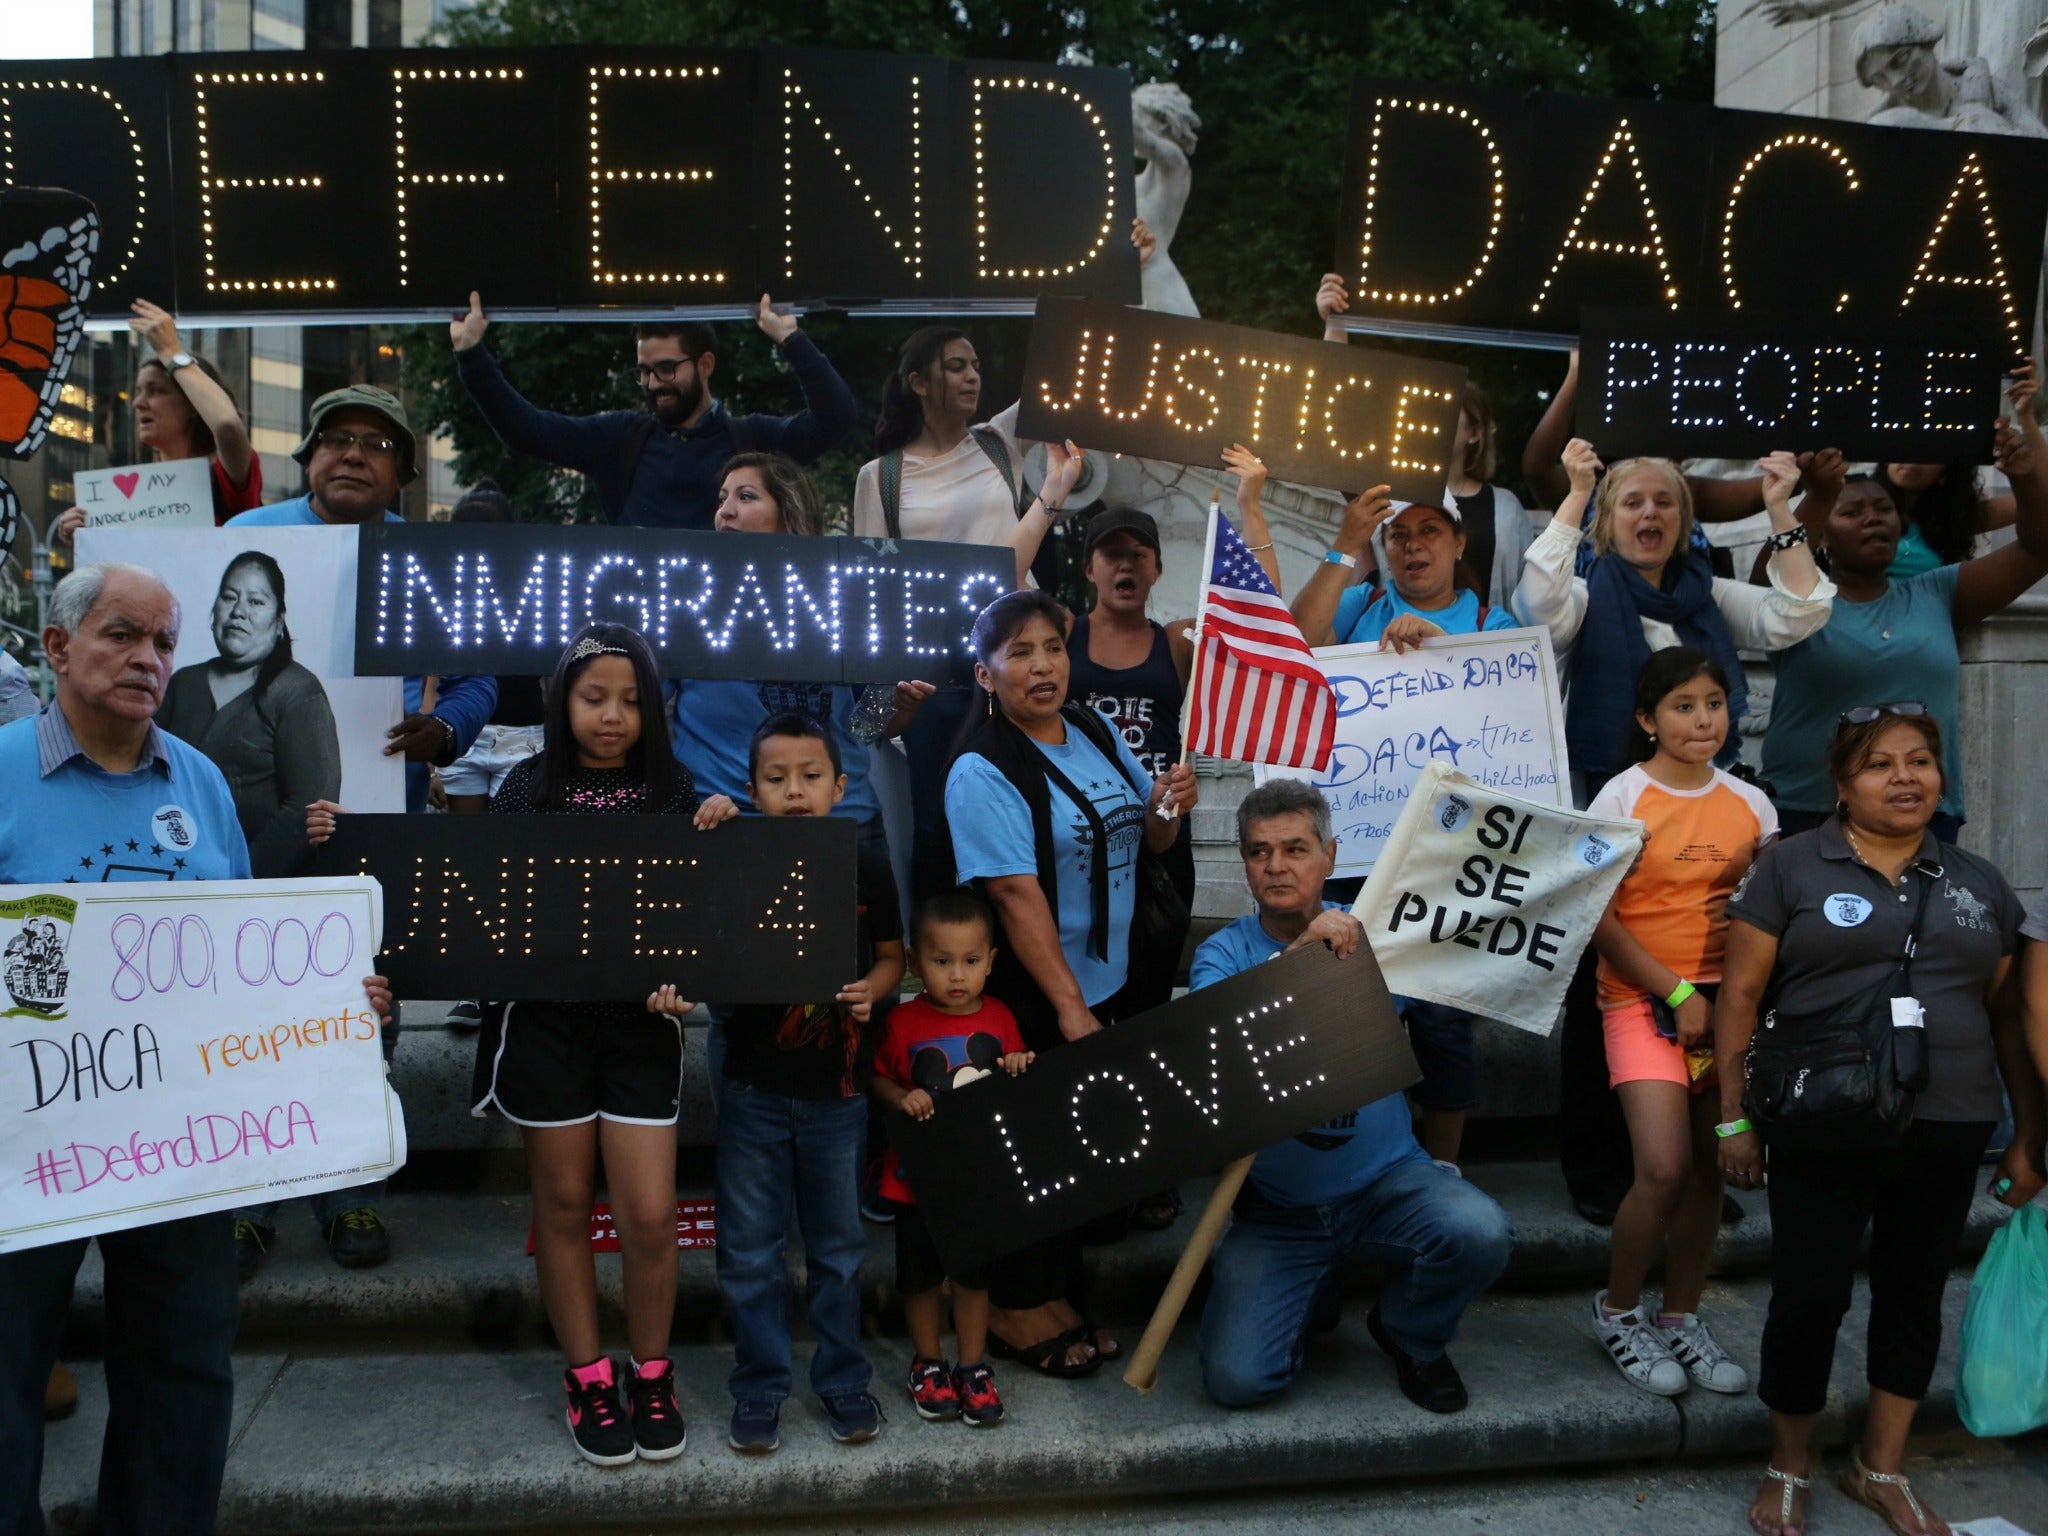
[{"xmin": 1522, "ymin": 442, "xmax": 1833, "ymax": 799}]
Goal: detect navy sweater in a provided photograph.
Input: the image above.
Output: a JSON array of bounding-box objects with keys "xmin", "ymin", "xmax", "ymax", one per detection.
[{"xmin": 456, "ymin": 331, "xmax": 859, "ymax": 530}]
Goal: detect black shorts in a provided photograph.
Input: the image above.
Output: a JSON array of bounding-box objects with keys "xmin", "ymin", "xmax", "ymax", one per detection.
[
  {"xmin": 895, "ymin": 1203, "xmax": 990, "ymax": 1295},
  {"xmin": 471, "ymin": 1001, "xmax": 683, "ymax": 1126}
]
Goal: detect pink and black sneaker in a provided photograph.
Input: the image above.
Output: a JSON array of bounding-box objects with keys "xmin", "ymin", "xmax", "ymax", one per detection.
[
  {"xmin": 563, "ymin": 1357, "xmax": 635, "ymax": 1467},
  {"xmin": 953, "ymin": 1361, "xmax": 1004, "ymax": 1428},
  {"xmin": 906, "ymin": 1358, "xmax": 960, "ymax": 1421},
  {"xmin": 627, "ymin": 1356, "xmax": 688, "ymax": 1460}
]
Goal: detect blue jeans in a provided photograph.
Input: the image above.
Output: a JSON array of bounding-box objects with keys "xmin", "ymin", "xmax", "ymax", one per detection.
[
  {"xmin": 1199, "ymin": 1157, "xmax": 1514, "ymax": 1408},
  {"xmin": 0, "ymin": 1214, "xmax": 239, "ymax": 1535},
  {"xmin": 715, "ymin": 1083, "xmax": 872, "ymax": 1403}
]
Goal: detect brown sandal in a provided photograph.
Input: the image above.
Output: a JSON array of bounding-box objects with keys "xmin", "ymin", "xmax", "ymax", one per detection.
[
  {"xmin": 1839, "ymin": 1451, "xmax": 1944, "ymax": 1536},
  {"xmin": 1749, "ymin": 1464, "xmax": 1811, "ymax": 1536}
]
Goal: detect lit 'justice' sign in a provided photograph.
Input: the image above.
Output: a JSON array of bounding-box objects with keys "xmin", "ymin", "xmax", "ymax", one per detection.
[
  {"xmin": 1335, "ymin": 80, "xmax": 2048, "ymax": 349},
  {"xmin": 311, "ymin": 814, "xmax": 857, "ymax": 1003},
  {"xmin": 351, "ymin": 524, "xmax": 1011, "ymax": 684},
  {"xmin": 1016, "ymin": 298, "xmax": 1467, "ymax": 501},
  {"xmin": 0, "ymin": 45, "xmax": 1137, "ymax": 320},
  {"xmin": 1578, "ymin": 307, "xmax": 2006, "ymax": 462},
  {"xmin": 890, "ymin": 942, "xmax": 1418, "ymax": 1274}
]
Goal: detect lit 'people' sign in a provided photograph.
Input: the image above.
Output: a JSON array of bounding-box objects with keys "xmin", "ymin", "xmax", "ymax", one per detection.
[
  {"xmin": 312, "ymin": 813, "xmax": 856, "ymax": 1003},
  {"xmin": 1336, "ymin": 80, "xmax": 2048, "ymax": 351},
  {"xmin": 1016, "ymin": 298, "xmax": 1467, "ymax": 501},
  {"xmin": 0, "ymin": 45, "xmax": 1138, "ymax": 321},
  {"xmin": 351, "ymin": 524, "xmax": 1011, "ymax": 684},
  {"xmin": 1579, "ymin": 307, "xmax": 2006, "ymax": 462},
  {"xmin": 890, "ymin": 942, "xmax": 1417, "ymax": 1275}
]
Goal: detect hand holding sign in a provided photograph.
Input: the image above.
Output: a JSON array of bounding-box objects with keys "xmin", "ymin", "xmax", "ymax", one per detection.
[
  {"xmin": 1336, "ymin": 484, "xmax": 1396, "ymax": 557},
  {"xmin": 755, "ymin": 294, "xmax": 798, "ymax": 346},
  {"xmin": 1562, "ymin": 438, "xmax": 1602, "ymax": 497},
  {"xmin": 450, "ymin": 291, "xmax": 488, "ymax": 353}
]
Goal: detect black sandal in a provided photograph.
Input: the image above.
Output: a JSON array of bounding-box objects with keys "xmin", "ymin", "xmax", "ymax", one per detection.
[
  {"xmin": 1078, "ymin": 1318, "xmax": 1122, "ymax": 1362},
  {"xmin": 1129, "ymin": 1190, "xmax": 1183, "ymax": 1232},
  {"xmin": 987, "ymin": 1325, "xmax": 1101, "ymax": 1378}
]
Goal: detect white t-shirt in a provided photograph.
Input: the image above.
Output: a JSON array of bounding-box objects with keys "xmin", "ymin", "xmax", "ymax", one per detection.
[{"xmin": 851, "ymin": 401, "xmax": 1031, "ymax": 546}]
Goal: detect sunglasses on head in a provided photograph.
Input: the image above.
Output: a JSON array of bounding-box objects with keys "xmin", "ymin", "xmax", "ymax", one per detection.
[{"xmin": 1837, "ymin": 700, "xmax": 1930, "ymax": 727}]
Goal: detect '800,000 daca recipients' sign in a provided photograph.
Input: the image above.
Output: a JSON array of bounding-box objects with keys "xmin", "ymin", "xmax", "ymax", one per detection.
[
  {"xmin": 0, "ymin": 878, "xmax": 405, "ymax": 1252},
  {"xmin": 1257, "ymin": 627, "xmax": 1570, "ymax": 879}
]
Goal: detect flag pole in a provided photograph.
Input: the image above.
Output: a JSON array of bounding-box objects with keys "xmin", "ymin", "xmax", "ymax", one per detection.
[{"xmin": 1159, "ymin": 488, "xmax": 1222, "ymax": 821}]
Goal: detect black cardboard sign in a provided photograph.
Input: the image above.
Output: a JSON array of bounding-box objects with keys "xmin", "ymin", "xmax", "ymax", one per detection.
[
  {"xmin": 889, "ymin": 942, "xmax": 1419, "ymax": 1275},
  {"xmin": 1336, "ymin": 79, "xmax": 2048, "ymax": 350},
  {"xmin": 352, "ymin": 523, "xmax": 1012, "ymax": 683},
  {"xmin": 0, "ymin": 46, "xmax": 1138, "ymax": 320},
  {"xmin": 311, "ymin": 813, "xmax": 856, "ymax": 1002},
  {"xmin": 1578, "ymin": 307, "xmax": 2006, "ymax": 462},
  {"xmin": 1016, "ymin": 298, "xmax": 1466, "ymax": 500}
]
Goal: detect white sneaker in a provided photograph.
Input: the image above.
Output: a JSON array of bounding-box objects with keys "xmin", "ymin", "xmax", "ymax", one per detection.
[
  {"xmin": 1590, "ymin": 1290, "xmax": 1689, "ymax": 1396},
  {"xmin": 1657, "ymin": 1310, "xmax": 1750, "ymax": 1394}
]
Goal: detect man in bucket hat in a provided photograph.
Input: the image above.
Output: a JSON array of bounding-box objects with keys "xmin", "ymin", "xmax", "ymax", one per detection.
[{"xmin": 228, "ymin": 385, "xmax": 419, "ymax": 527}]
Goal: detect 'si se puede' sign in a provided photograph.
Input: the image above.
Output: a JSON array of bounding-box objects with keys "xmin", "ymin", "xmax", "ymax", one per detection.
[
  {"xmin": 0, "ymin": 878, "xmax": 404, "ymax": 1252},
  {"xmin": 1258, "ymin": 628, "xmax": 1570, "ymax": 879},
  {"xmin": 352, "ymin": 523, "xmax": 1011, "ymax": 684},
  {"xmin": 1578, "ymin": 307, "xmax": 2004, "ymax": 463},
  {"xmin": 1017, "ymin": 297, "xmax": 1466, "ymax": 502}
]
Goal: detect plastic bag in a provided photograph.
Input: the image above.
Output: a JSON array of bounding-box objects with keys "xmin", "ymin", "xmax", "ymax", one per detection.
[{"xmin": 1958, "ymin": 1204, "xmax": 2048, "ymax": 1439}]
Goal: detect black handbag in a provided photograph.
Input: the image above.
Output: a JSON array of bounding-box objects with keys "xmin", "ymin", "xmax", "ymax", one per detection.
[{"xmin": 1743, "ymin": 858, "xmax": 1938, "ymax": 1152}]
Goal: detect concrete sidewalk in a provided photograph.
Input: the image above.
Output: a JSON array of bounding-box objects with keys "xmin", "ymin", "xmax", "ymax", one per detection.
[{"xmin": 40, "ymin": 1275, "xmax": 1975, "ymax": 1536}]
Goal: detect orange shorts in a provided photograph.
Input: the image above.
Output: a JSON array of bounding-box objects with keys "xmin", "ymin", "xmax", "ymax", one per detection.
[{"xmin": 1601, "ymin": 997, "xmax": 1713, "ymax": 1093}]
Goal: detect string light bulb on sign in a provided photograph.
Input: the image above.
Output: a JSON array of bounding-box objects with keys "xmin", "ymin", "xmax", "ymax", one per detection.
[
  {"xmin": 1720, "ymin": 132, "xmax": 1860, "ymax": 312},
  {"xmin": 1356, "ymin": 96, "xmax": 1503, "ymax": 306},
  {"xmin": 586, "ymin": 64, "xmax": 723, "ymax": 289},
  {"xmin": 781, "ymin": 69, "xmax": 923, "ymax": 282},
  {"xmin": 394, "ymin": 66, "xmax": 520, "ymax": 290},
  {"xmin": 1899, "ymin": 151, "xmax": 2025, "ymax": 357},
  {"xmin": 0, "ymin": 80, "xmax": 147, "ymax": 287},
  {"xmin": 1529, "ymin": 119, "xmax": 1678, "ymax": 317},
  {"xmin": 192, "ymin": 70, "xmax": 336, "ymax": 296},
  {"xmin": 970, "ymin": 76, "xmax": 1117, "ymax": 281}
]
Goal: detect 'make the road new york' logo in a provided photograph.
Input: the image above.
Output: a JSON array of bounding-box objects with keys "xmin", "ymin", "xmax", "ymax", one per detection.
[{"xmin": 2, "ymin": 894, "xmax": 77, "ymax": 1022}]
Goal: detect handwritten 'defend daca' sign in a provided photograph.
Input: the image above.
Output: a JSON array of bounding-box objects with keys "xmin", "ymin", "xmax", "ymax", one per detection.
[
  {"xmin": 0, "ymin": 879, "xmax": 404, "ymax": 1251},
  {"xmin": 1259, "ymin": 628, "xmax": 1570, "ymax": 879}
]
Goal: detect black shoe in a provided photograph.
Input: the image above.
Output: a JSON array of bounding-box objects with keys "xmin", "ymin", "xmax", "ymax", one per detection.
[
  {"xmin": 233, "ymin": 1219, "xmax": 274, "ymax": 1283},
  {"xmin": 445, "ymin": 1000, "xmax": 484, "ymax": 1029},
  {"xmin": 323, "ymin": 1208, "xmax": 391, "ymax": 1268},
  {"xmin": 1721, "ymin": 1193, "xmax": 1744, "ymax": 1226},
  {"xmin": 564, "ymin": 1358, "xmax": 636, "ymax": 1467},
  {"xmin": 625, "ymin": 1358, "xmax": 688, "ymax": 1460},
  {"xmin": 1571, "ymin": 1193, "xmax": 1621, "ymax": 1228},
  {"xmin": 1367, "ymin": 1305, "xmax": 1469, "ymax": 1413}
]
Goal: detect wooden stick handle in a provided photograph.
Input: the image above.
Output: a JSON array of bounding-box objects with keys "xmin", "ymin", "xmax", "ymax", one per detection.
[{"xmin": 1122, "ymin": 1154, "xmax": 1254, "ymax": 1394}]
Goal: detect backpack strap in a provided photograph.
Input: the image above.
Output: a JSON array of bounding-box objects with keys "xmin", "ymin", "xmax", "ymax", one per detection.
[
  {"xmin": 879, "ymin": 450, "xmax": 905, "ymax": 541},
  {"xmin": 969, "ymin": 425, "xmax": 1028, "ymax": 518}
]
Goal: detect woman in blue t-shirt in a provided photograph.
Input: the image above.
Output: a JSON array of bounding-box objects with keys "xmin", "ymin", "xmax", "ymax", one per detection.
[
  {"xmin": 944, "ymin": 589, "xmax": 1197, "ymax": 1377},
  {"xmin": 1289, "ymin": 491, "xmax": 1523, "ymax": 654}
]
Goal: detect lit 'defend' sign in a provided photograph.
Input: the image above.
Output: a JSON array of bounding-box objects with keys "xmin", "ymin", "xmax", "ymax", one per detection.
[{"xmin": 351, "ymin": 523, "xmax": 1011, "ymax": 685}]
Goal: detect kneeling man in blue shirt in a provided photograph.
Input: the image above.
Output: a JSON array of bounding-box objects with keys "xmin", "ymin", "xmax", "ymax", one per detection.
[{"xmin": 1194, "ymin": 777, "xmax": 1514, "ymax": 1414}]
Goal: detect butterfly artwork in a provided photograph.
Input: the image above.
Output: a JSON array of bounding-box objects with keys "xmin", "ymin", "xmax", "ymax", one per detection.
[{"xmin": 1, "ymin": 187, "xmax": 99, "ymax": 462}]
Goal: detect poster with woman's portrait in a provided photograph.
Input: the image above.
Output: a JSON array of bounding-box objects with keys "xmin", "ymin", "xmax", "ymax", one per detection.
[{"xmin": 76, "ymin": 526, "xmax": 405, "ymax": 874}]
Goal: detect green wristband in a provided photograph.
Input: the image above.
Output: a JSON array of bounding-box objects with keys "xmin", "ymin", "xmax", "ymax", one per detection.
[
  {"xmin": 1665, "ymin": 979, "xmax": 1696, "ymax": 1009},
  {"xmin": 1714, "ymin": 1118, "xmax": 1753, "ymax": 1139}
]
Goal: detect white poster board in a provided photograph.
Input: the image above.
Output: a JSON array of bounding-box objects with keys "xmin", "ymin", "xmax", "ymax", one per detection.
[
  {"xmin": 77, "ymin": 525, "xmax": 405, "ymax": 817},
  {"xmin": 0, "ymin": 877, "xmax": 405, "ymax": 1250},
  {"xmin": 1254, "ymin": 626, "xmax": 1569, "ymax": 878},
  {"xmin": 76, "ymin": 457, "xmax": 214, "ymax": 532}
]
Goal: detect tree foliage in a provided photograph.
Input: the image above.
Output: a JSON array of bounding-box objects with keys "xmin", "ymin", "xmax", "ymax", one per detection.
[{"xmin": 397, "ymin": 0, "xmax": 1715, "ymax": 522}]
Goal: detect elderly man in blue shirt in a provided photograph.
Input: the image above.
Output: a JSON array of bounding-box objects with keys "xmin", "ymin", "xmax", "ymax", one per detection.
[{"xmin": 1192, "ymin": 777, "xmax": 1515, "ymax": 1415}]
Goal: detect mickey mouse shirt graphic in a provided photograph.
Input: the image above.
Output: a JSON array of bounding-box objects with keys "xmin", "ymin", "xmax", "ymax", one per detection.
[{"xmin": 872, "ymin": 995, "xmax": 1029, "ymax": 1204}]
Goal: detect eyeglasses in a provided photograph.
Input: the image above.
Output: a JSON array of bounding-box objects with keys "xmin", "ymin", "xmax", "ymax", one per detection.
[
  {"xmin": 314, "ymin": 429, "xmax": 399, "ymax": 459},
  {"xmin": 632, "ymin": 358, "xmax": 690, "ymax": 385},
  {"xmin": 1837, "ymin": 700, "xmax": 1931, "ymax": 727}
]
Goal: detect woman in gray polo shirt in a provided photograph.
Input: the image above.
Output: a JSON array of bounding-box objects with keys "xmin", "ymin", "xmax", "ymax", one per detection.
[{"xmin": 1713, "ymin": 707, "xmax": 2045, "ymax": 1536}]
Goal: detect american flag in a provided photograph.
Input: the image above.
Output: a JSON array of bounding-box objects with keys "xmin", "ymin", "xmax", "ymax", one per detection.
[{"xmin": 1184, "ymin": 502, "xmax": 1337, "ymax": 771}]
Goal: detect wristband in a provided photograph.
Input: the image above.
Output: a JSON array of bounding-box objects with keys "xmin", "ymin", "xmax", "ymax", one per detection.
[
  {"xmin": 1714, "ymin": 1118, "xmax": 1753, "ymax": 1139},
  {"xmin": 1764, "ymin": 525, "xmax": 1807, "ymax": 553},
  {"xmin": 1664, "ymin": 979, "xmax": 1695, "ymax": 1009},
  {"xmin": 1324, "ymin": 549, "xmax": 1358, "ymax": 569}
]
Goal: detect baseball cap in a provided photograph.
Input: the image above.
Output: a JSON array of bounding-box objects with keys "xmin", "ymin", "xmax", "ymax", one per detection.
[
  {"xmin": 1083, "ymin": 506, "xmax": 1162, "ymax": 558},
  {"xmin": 293, "ymin": 384, "xmax": 419, "ymax": 486}
]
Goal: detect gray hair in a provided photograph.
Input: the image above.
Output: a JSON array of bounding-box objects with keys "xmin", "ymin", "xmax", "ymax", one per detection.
[
  {"xmin": 47, "ymin": 563, "xmax": 179, "ymax": 639},
  {"xmin": 1236, "ymin": 778, "xmax": 1333, "ymax": 852}
]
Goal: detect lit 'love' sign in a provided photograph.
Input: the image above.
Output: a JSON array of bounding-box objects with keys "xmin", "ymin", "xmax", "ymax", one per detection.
[
  {"xmin": 1336, "ymin": 80, "xmax": 2048, "ymax": 351},
  {"xmin": 351, "ymin": 523, "xmax": 1011, "ymax": 684},
  {"xmin": 890, "ymin": 942, "xmax": 1417, "ymax": 1274},
  {"xmin": 1578, "ymin": 307, "xmax": 2006, "ymax": 462},
  {"xmin": 1016, "ymin": 297, "xmax": 1466, "ymax": 501},
  {"xmin": 311, "ymin": 813, "xmax": 856, "ymax": 1003},
  {"xmin": 0, "ymin": 46, "xmax": 1137, "ymax": 321}
]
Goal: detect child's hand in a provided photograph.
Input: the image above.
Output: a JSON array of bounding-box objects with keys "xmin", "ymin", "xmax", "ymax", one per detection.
[
  {"xmin": 306, "ymin": 799, "xmax": 348, "ymax": 847},
  {"xmin": 646, "ymin": 984, "xmax": 695, "ymax": 1016},
  {"xmin": 362, "ymin": 975, "xmax": 394, "ymax": 1030},
  {"xmin": 1562, "ymin": 438, "xmax": 1603, "ymax": 496},
  {"xmin": 836, "ymin": 977, "xmax": 874, "ymax": 1023},
  {"xmin": 693, "ymin": 794, "xmax": 740, "ymax": 830},
  {"xmin": 900, "ymin": 1087, "xmax": 935, "ymax": 1121},
  {"xmin": 1001, "ymin": 1051, "xmax": 1034, "ymax": 1076}
]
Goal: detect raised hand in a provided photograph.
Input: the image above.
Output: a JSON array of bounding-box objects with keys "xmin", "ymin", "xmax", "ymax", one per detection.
[
  {"xmin": 755, "ymin": 293, "xmax": 798, "ymax": 345},
  {"xmin": 1757, "ymin": 450, "xmax": 1802, "ymax": 509},
  {"xmin": 1336, "ymin": 484, "xmax": 1395, "ymax": 553},
  {"xmin": 1562, "ymin": 438, "xmax": 1603, "ymax": 496},
  {"xmin": 127, "ymin": 298, "xmax": 180, "ymax": 359},
  {"xmin": 1222, "ymin": 443, "xmax": 1267, "ymax": 505},
  {"xmin": 1315, "ymin": 273, "xmax": 1349, "ymax": 322},
  {"xmin": 1131, "ymin": 217, "xmax": 1157, "ymax": 267},
  {"xmin": 1041, "ymin": 439, "xmax": 1086, "ymax": 511},
  {"xmin": 646, "ymin": 984, "xmax": 695, "ymax": 1016},
  {"xmin": 450, "ymin": 291, "xmax": 488, "ymax": 352}
]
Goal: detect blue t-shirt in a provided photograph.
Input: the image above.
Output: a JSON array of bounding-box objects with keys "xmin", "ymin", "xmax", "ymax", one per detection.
[
  {"xmin": 1190, "ymin": 906, "xmax": 1425, "ymax": 1208},
  {"xmin": 1332, "ymin": 585, "xmax": 1519, "ymax": 647},
  {"xmin": 946, "ymin": 723, "xmax": 1153, "ymax": 1007},
  {"xmin": 670, "ymin": 677, "xmax": 878, "ymax": 826},
  {"xmin": 1887, "ymin": 521, "xmax": 1945, "ymax": 581},
  {"xmin": 0, "ymin": 712, "xmax": 252, "ymax": 885},
  {"xmin": 1762, "ymin": 564, "xmax": 1963, "ymax": 817},
  {"xmin": 225, "ymin": 497, "xmax": 404, "ymax": 527}
]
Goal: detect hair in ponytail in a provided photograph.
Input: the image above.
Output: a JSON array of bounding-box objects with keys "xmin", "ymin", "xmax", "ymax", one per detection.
[{"xmin": 875, "ymin": 326, "xmax": 971, "ymax": 455}]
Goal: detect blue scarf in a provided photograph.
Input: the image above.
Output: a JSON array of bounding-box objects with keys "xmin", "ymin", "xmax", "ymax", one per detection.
[{"xmin": 1565, "ymin": 549, "xmax": 1748, "ymax": 781}]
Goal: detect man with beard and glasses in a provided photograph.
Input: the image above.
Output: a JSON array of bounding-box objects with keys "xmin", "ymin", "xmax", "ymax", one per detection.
[{"xmin": 450, "ymin": 291, "xmax": 858, "ymax": 531}]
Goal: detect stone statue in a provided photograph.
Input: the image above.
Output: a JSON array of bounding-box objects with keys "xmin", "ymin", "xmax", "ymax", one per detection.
[
  {"xmin": 1131, "ymin": 82, "xmax": 1201, "ymax": 317},
  {"xmin": 1756, "ymin": 0, "xmax": 2048, "ymax": 132}
]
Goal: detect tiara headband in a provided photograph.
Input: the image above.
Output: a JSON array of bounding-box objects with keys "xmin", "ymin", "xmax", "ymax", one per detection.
[{"xmin": 570, "ymin": 636, "xmax": 631, "ymax": 663}]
